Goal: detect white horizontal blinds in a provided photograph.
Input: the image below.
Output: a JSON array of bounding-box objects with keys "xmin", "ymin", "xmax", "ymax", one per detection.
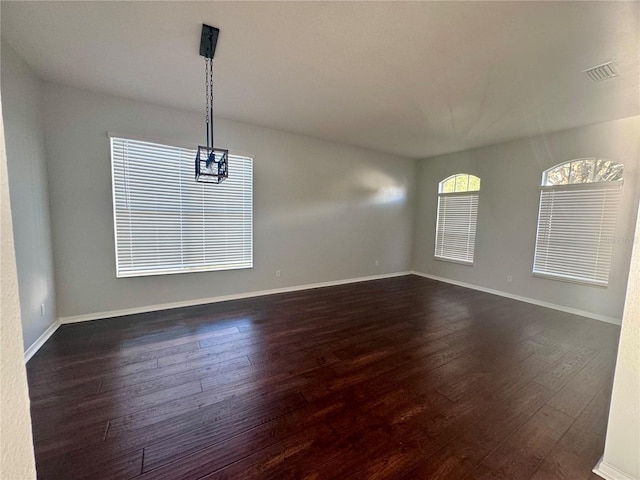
[
  {"xmin": 533, "ymin": 183, "xmax": 622, "ymax": 286},
  {"xmin": 111, "ymin": 137, "xmax": 253, "ymax": 277},
  {"xmin": 435, "ymin": 193, "xmax": 479, "ymax": 264}
]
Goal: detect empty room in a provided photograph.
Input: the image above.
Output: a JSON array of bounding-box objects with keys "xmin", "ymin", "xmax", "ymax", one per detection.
[{"xmin": 1, "ymin": 2, "xmax": 639, "ymax": 479}]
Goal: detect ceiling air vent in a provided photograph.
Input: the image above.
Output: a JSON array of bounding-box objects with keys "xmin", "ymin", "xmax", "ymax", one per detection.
[{"xmin": 584, "ymin": 62, "xmax": 619, "ymax": 82}]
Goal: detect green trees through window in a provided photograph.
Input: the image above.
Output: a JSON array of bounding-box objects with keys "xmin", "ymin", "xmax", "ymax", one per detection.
[
  {"xmin": 543, "ymin": 158, "xmax": 623, "ymax": 186},
  {"xmin": 439, "ymin": 174, "xmax": 481, "ymax": 193}
]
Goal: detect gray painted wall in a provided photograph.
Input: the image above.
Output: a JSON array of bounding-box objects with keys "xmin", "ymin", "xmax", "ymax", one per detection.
[
  {"xmin": 42, "ymin": 83, "xmax": 416, "ymax": 319},
  {"xmin": 412, "ymin": 116, "xmax": 640, "ymax": 322},
  {"xmin": 1, "ymin": 42, "xmax": 57, "ymax": 350}
]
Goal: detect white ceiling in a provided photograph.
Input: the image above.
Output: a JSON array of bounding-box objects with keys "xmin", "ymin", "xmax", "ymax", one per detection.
[{"xmin": 2, "ymin": 1, "xmax": 638, "ymax": 159}]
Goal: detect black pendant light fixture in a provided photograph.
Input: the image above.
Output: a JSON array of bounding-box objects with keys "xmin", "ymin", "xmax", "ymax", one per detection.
[{"xmin": 195, "ymin": 24, "xmax": 228, "ymax": 184}]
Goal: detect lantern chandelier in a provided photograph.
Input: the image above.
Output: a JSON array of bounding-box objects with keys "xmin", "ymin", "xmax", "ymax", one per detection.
[{"xmin": 195, "ymin": 24, "xmax": 228, "ymax": 184}]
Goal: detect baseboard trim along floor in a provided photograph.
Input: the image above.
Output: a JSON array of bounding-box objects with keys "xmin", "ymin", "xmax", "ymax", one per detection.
[{"xmin": 411, "ymin": 271, "xmax": 621, "ymax": 325}]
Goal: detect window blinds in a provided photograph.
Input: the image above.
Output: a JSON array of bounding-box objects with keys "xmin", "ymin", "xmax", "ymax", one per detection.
[
  {"xmin": 111, "ymin": 137, "xmax": 253, "ymax": 277},
  {"xmin": 533, "ymin": 183, "xmax": 621, "ymax": 286},
  {"xmin": 435, "ymin": 193, "xmax": 479, "ymax": 264}
]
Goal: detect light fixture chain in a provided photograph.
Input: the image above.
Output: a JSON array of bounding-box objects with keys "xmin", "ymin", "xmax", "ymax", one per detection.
[
  {"xmin": 205, "ymin": 57, "xmax": 210, "ymax": 149},
  {"xmin": 209, "ymin": 57, "xmax": 214, "ymax": 148}
]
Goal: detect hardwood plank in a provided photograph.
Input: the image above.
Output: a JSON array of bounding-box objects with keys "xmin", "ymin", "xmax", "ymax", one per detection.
[
  {"xmin": 31, "ymin": 380, "xmax": 203, "ymax": 429},
  {"xmin": 28, "ymin": 357, "xmax": 159, "ymax": 389},
  {"xmin": 533, "ymin": 346, "xmax": 599, "ymax": 391},
  {"xmin": 142, "ymin": 393, "xmax": 308, "ymax": 471},
  {"xmin": 32, "ymin": 420, "xmax": 109, "ymax": 461},
  {"xmin": 28, "ymin": 379, "xmax": 101, "ymax": 407},
  {"xmin": 531, "ymin": 387, "xmax": 613, "ymax": 480},
  {"xmin": 138, "ymin": 419, "xmax": 310, "ymax": 479},
  {"xmin": 99, "ymin": 355, "xmax": 251, "ymax": 394},
  {"xmin": 546, "ymin": 351, "xmax": 616, "ymax": 417},
  {"xmin": 197, "ymin": 423, "xmax": 336, "ymax": 480},
  {"xmin": 400, "ymin": 382, "xmax": 555, "ymax": 479},
  {"xmin": 474, "ymin": 405, "xmax": 575, "ymax": 479},
  {"xmin": 36, "ymin": 449, "xmax": 142, "ymax": 480}
]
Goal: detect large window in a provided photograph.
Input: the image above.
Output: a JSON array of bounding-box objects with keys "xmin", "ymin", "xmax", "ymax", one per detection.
[
  {"xmin": 435, "ymin": 174, "xmax": 481, "ymax": 264},
  {"xmin": 111, "ymin": 136, "xmax": 253, "ymax": 277},
  {"xmin": 533, "ymin": 158, "xmax": 623, "ymax": 286}
]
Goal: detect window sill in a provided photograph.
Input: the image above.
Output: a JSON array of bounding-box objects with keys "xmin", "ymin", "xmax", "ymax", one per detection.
[
  {"xmin": 532, "ymin": 271, "xmax": 607, "ymax": 288},
  {"xmin": 117, "ymin": 263, "xmax": 253, "ymax": 278},
  {"xmin": 434, "ymin": 256, "xmax": 474, "ymax": 266}
]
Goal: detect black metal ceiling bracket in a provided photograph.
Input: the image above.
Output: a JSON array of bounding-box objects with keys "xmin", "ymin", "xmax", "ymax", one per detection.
[{"xmin": 199, "ymin": 24, "xmax": 220, "ymax": 59}]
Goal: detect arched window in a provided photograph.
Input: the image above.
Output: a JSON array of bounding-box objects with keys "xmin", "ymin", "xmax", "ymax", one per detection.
[
  {"xmin": 542, "ymin": 158, "xmax": 623, "ymax": 186},
  {"xmin": 439, "ymin": 173, "xmax": 481, "ymax": 193},
  {"xmin": 533, "ymin": 158, "xmax": 623, "ymax": 286},
  {"xmin": 435, "ymin": 174, "xmax": 481, "ymax": 264}
]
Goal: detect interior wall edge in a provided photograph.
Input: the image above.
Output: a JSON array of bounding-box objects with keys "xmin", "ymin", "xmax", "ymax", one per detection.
[{"xmin": 411, "ymin": 271, "xmax": 622, "ymax": 326}]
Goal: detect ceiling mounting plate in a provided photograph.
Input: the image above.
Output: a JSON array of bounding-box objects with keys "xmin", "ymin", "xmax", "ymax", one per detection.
[{"xmin": 200, "ymin": 24, "xmax": 220, "ymax": 59}]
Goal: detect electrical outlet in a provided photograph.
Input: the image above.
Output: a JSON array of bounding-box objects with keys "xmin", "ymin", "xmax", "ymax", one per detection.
[
  {"xmin": 506, "ymin": 275, "xmax": 513, "ymax": 283},
  {"xmin": 375, "ymin": 260, "xmax": 379, "ymax": 267},
  {"xmin": 276, "ymin": 270, "xmax": 281, "ymax": 278},
  {"xmin": 40, "ymin": 303, "xmax": 45, "ymax": 316}
]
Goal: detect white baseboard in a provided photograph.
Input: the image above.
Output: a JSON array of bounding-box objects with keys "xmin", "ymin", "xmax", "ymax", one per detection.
[
  {"xmin": 43, "ymin": 269, "xmax": 619, "ymax": 356},
  {"xmin": 593, "ymin": 457, "xmax": 638, "ymax": 480},
  {"xmin": 58, "ymin": 271, "xmax": 412, "ymax": 325},
  {"xmin": 24, "ymin": 319, "xmax": 60, "ymax": 362},
  {"xmin": 411, "ymin": 271, "xmax": 621, "ymax": 325}
]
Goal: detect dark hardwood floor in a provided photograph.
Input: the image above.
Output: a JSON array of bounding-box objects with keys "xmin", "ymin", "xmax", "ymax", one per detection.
[{"xmin": 26, "ymin": 275, "xmax": 620, "ymax": 479}]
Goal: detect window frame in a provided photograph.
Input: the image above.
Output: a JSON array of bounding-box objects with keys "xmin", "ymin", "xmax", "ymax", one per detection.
[
  {"xmin": 434, "ymin": 174, "xmax": 481, "ymax": 265},
  {"xmin": 532, "ymin": 159, "xmax": 623, "ymax": 287},
  {"xmin": 110, "ymin": 134, "xmax": 254, "ymax": 278}
]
